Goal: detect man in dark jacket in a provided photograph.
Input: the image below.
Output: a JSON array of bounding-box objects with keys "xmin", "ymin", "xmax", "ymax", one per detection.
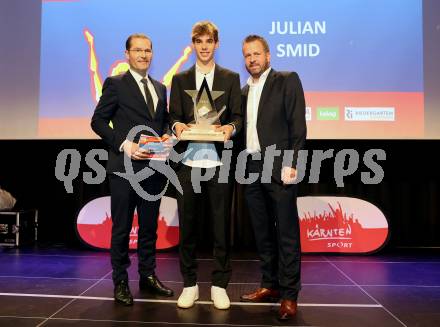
[{"xmin": 91, "ymin": 33, "xmax": 173, "ymax": 306}]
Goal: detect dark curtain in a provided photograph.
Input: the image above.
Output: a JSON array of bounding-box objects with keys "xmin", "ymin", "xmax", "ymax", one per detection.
[{"xmin": 0, "ymin": 140, "xmax": 439, "ymax": 249}]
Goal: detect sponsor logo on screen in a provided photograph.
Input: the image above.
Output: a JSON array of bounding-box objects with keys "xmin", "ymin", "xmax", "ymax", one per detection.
[
  {"xmin": 317, "ymin": 107, "xmax": 339, "ymax": 120},
  {"xmin": 298, "ymin": 196, "xmax": 389, "ymax": 253},
  {"xmin": 306, "ymin": 107, "xmax": 312, "ymax": 121},
  {"xmin": 345, "ymin": 107, "xmax": 395, "ymax": 121}
]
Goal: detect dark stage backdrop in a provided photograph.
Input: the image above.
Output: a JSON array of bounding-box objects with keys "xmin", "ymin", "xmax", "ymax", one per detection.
[{"xmin": 0, "ymin": 139, "xmax": 438, "ymax": 250}]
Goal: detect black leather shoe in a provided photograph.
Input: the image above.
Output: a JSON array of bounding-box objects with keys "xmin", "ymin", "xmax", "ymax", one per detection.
[
  {"xmin": 139, "ymin": 274, "xmax": 174, "ymax": 297},
  {"xmin": 114, "ymin": 280, "xmax": 133, "ymax": 306}
]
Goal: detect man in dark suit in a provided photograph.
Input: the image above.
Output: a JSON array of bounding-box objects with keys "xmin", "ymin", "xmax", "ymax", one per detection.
[
  {"xmin": 169, "ymin": 21, "xmax": 242, "ymax": 309},
  {"xmin": 91, "ymin": 33, "xmax": 173, "ymax": 306},
  {"xmin": 239, "ymin": 35, "xmax": 306, "ymax": 321}
]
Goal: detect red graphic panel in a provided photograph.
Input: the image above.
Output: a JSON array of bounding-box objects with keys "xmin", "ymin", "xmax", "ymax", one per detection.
[
  {"xmin": 298, "ymin": 196, "xmax": 389, "ymax": 253},
  {"xmin": 77, "ymin": 196, "xmax": 388, "ymax": 254},
  {"xmin": 76, "ymin": 196, "xmax": 179, "ymax": 250}
]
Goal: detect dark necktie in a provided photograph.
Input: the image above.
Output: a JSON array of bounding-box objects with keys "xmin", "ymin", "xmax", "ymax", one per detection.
[{"xmin": 141, "ymin": 78, "xmax": 155, "ymax": 119}]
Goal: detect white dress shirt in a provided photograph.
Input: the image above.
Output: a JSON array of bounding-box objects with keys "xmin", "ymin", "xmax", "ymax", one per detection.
[
  {"xmin": 182, "ymin": 64, "xmax": 222, "ymax": 168},
  {"xmin": 246, "ymin": 67, "xmax": 271, "ymax": 153},
  {"xmin": 129, "ymin": 68, "xmax": 159, "ymax": 110}
]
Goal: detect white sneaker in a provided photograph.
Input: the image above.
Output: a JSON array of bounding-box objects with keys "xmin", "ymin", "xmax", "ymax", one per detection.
[
  {"xmin": 211, "ymin": 286, "xmax": 230, "ymax": 310},
  {"xmin": 177, "ymin": 285, "xmax": 199, "ymax": 308}
]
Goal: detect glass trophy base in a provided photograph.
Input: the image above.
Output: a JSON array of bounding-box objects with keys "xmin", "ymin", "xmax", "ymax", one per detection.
[{"xmin": 180, "ymin": 124, "xmax": 225, "ymax": 142}]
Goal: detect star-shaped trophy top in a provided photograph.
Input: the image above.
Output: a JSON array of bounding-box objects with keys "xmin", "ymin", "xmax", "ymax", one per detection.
[{"xmin": 185, "ymin": 78, "xmax": 224, "ymax": 125}]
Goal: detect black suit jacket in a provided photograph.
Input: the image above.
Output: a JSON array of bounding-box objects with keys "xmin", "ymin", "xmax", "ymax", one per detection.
[
  {"xmin": 241, "ymin": 69, "xmax": 307, "ymax": 184},
  {"xmin": 91, "ymin": 71, "xmax": 169, "ymax": 173},
  {"xmin": 169, "ymin": 64, "xmax": 242, "ymax": 158}
]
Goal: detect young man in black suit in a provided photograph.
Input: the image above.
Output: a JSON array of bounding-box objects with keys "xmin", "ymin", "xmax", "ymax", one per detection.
[
  {"xmin": 239, "ymin": 35, "xmax": 307, "ymax": 320},
  {"xmin": 169, "ymin": 21, "xmax": 242, "ymax": 309},
  {"xmin": 91, "ymin": 33, "xmax": 173, "ymax": 305}
]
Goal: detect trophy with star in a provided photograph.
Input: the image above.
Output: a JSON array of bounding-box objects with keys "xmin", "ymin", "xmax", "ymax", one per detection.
[{"xmin": 180, "ymin": 78, "xmax": 226, "ymax": 141}]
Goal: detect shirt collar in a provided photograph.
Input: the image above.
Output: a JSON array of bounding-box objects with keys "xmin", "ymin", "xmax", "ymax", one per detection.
[
  {"xmin": 129, "ymin": 68, "xmax": 150, "ymax": 84},
  {"xmin": 195, "ymin": 63, "xmax": 215, "ymax": 77},
  {"xmin": 247, "ymin": 67, "xmax": 271, "ymax": 87}
]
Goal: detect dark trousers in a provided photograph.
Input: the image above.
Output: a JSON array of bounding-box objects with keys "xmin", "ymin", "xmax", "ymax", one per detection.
[
  {"xmin": 109, "ymin": 173, "xmax": 164, "ymax": 284},
  {"xmin": 176, "ymin": 164, "xmax": 232, "ymax": 288},
  {"xmin": 245, "ymin": 159, "xmax": 301, "ymax": 300}
]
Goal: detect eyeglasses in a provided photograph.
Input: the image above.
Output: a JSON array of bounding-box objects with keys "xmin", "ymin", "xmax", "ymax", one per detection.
[{"xmin": 128, "ymin": 49, "xmax": 152, "ymax": 55}]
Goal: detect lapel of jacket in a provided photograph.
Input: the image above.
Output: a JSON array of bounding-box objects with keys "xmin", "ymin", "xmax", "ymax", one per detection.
[
  {"xmin": 242, "ymin": 84, "xmax": 249, "ymax": 108},
  {"xmin": 212, "ymin": 65, "xmax": 225, "ymax": 110},
  {"xmin": 256, "ymin": 68, "xmax": 275, "ymax": 124},
  {"xmin": 241, "ymin": 85, "xmax": 249, "ymax": 129},
  {"xmin": 188, "ymin": 65, "xmax": 197, "ymax": 90},
  {"xmin": 123, "ymin": 70, "xmax": 153, "ymax": 120},
  {"xmin": 151, "ymin": 77, "xmax": 164, "ymax": 119},
  {"xmin": 185, "ymin": 66, "xmax": 197, "ymax": 118}
]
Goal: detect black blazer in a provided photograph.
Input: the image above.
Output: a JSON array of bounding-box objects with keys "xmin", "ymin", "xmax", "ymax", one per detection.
[
  {"xmin": 91, "ymin": 71, "xmax": 169, "ymax": 173},
  {"xmin": 241, "ymin": 69, "xmax": 307, "ymax": 184},
  {"xmin": 169, "ymin": 64, "xmax": 243, "ymax": 157}
]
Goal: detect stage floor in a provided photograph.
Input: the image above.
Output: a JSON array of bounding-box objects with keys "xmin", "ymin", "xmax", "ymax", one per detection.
[{"xmin": 0, "ymin": 247, "xmax": 439, "ymax": 326}]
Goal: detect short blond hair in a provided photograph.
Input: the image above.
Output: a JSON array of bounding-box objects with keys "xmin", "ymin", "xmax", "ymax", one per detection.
[{"xmin": 191, "ymin": 21, "xmax": 219, "ymax": 43}]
